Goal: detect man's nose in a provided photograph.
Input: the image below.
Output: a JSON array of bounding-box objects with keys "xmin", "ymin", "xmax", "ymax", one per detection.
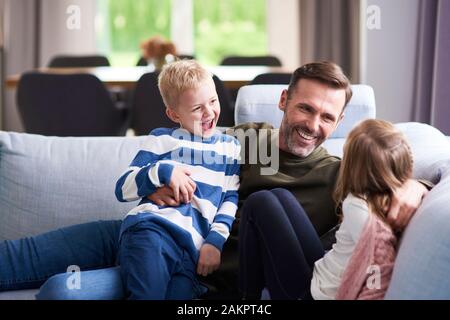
[{"xmin": 305, "ymin": 115, "xmax": 320, "ymax": 132}]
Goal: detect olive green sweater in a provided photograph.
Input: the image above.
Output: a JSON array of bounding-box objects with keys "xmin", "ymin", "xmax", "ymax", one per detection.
[{"xmin": 225, "ymin": 122, "xmax": 341, "ymax": 238}]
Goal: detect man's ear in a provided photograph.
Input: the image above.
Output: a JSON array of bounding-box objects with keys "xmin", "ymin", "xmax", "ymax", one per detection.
[
  {"xmin": 279, "ymin": 89, "xmax": 288, "ymax": 111},
  {"xmin": 165, "ymin": 107, "xmax": 180, "ymax": 123}
]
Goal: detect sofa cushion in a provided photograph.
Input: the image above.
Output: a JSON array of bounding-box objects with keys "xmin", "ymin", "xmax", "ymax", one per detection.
[
  {"xmin": 395, "ymin": 122, "xmax": 450, "ymax": 184},
  {"xmin": 322, "ymin": 122, "xmax": 450, "ymax": 167},
  {"xmin": 234, "ymin": 84, "xmax": 376, "ymax": 138},
  {"xmin": 385, "ymin": 165, "xmax": 450, "ymax": 299},
  {"xmin": 0, "ymin": 131, "xmax": 147, "ymax": 240},
  {"xmin": 384, "ymin": 123, "xmax": 450, "ymax": 298}
]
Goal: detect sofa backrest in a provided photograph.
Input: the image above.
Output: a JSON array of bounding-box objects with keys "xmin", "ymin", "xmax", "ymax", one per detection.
[
  {"xmin": 234, "ymin": 84, "xmax": 376, "ymax": 138},
  {"xmin": 0, "ymin": 132, "xmax": 147, "ymax": 240}
]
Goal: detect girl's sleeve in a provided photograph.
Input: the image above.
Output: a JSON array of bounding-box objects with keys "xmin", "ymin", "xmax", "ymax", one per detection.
[{"xmin": 341, "ymin": 195, "xmax": 370, "ymax": 243}]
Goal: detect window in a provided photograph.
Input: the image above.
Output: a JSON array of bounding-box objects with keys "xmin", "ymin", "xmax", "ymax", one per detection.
[
  {"xmin": 96, "ymin": 0, "xmax": 172, "ymax": 66},
  {"xmin": 193, "ymin": 0, "xmax": 267, "ymax": 65},
  {"xmin": 96, "ymin": 0, "xmax": 267, "ymax": 66}
]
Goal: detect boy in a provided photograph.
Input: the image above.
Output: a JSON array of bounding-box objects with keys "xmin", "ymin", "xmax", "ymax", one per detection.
[{"xmin": 115, "ymin": 60, "xmax": 241, "ymax": 300}]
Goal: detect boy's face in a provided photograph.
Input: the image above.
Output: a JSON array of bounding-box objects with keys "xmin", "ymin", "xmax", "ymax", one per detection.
[{"xmin": 166, "ymin": 78, "xmax": 220, "ymax": 138}]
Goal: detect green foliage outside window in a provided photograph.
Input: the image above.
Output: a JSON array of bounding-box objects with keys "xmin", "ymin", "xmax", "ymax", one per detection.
[
  {"xmin": 96, "ymin": 0, "xmax": 267, "ymax": 66},
  {"xmin": 193, "ymin": 0, "xmax": 267, "ymax": 65}
]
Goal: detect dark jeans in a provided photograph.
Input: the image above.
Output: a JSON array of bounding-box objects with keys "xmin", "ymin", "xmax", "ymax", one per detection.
[
  {"xmin": 118, "ymin": 220, "xmax": 206, "ymax": 300},
  {"xmin": 239, "ymin": 188, "xmax": 325, "ymax": 300},
  {"xmin": 0, "ymin": 220, "xmax": 121, "ymax": 291}
]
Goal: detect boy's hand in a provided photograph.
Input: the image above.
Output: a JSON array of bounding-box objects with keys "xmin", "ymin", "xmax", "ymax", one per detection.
[
  {"xmin": 169, "ymin": 166, "xmax": 196, "ymax": 204},
  {"xmin": 197, "ymin": 243, "xmax": 221, "ymax": 276},
  {"xmin": 148, "ymin": 186, "xmax": 180, "ymax": 207}
]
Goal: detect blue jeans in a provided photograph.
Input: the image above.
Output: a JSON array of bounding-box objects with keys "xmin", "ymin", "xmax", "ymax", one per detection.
[
  {"xmin": 0, "ymin": 220, "xmax": 124, "ymax": 299},
  {"xmin": 119, "ymin": 220, "xmax": 206, "ymax": 300}
]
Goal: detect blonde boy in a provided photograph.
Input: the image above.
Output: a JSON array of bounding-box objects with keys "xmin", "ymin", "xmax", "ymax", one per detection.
[{"xmin": 115, "ymin": 60, "xmax": 241, "ymax": 299}]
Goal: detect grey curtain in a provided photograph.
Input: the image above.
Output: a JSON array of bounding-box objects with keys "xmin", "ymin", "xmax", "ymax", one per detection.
[
  {"xmin": 412, "ymin": 0, "xmax": 450, "ymax": 135},
  {"xmin": 300, "ymin": 0, "xmax": 360, "ymax": 83},
  {"xmin": 2, "ymin": 0, "xmax": 39, "ymax": 131}
]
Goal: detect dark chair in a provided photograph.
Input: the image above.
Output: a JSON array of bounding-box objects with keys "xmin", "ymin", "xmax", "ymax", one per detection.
[
  {"xmin": 17, "ymin": 72, "xmax": 127, "ymax": 136},
  {"xmin": 136, "ymin": 54, "xmax": 195, "ymax": 66},
  {"xmin": 48, "ymin": 55, "xmax": 110, "ymax": 68},
  {"xmin": 220, "ymin": 55, "xmax": 282, "ymax": 67},
  {"xmin": 250, "ymin": 72, "xmax": 292, "ymax": 85},
  {"xmin": 130, "ymin": 72, "xmax": 234, "ymax": 136}
]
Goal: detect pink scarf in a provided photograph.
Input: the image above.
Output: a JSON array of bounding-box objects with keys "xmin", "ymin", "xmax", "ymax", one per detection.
[{"xmin": 336, "ymin": 214, "xmax": 397, "ymax": 300}]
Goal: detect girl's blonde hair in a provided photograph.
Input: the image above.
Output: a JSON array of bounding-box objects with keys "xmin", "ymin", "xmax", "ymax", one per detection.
[
  {"xmin": 158, "ymin": 59, "xmax": 212, "ymax": 108},
  {"xmin": 334, "ymin": 119, "xmax": 413, "ymax": 222}
]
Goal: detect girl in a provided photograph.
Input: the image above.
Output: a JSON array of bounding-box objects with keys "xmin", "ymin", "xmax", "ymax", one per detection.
[{"xmin": 239, "ymin": 119, "xmax": 415, "ymax": 300}]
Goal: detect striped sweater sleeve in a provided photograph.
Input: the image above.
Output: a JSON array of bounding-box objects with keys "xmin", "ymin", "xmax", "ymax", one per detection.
[
  {"xmin": 204, "ymin": 142, "xmax": 241, "ymax": 251},
  {"xmin": 115, "ymin": 130, "xmax": 174, "ymax": 202}
]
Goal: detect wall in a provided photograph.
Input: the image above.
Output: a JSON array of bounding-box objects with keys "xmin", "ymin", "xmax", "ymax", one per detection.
[
  {"xmin": 40, "ymin": 0, "xmax": 97, "ymax": 67},
  {"xmin": 267, "ymin": 0, "xmax": 300, "ymax": 70},
  {"xmin": 363, "ymin": 0, "xmax": 420, "ymax": 123}
]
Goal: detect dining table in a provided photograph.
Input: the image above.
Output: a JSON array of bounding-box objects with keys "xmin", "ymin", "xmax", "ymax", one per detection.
[{"xmin": 5, "ymin": 65, "xmax": 290, "ymax": 91}]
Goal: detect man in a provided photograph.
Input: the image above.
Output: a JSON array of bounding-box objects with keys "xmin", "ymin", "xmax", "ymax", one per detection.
[{"xmin": 0, "ymin": 62, "xmax": 428, "ymax": 299}]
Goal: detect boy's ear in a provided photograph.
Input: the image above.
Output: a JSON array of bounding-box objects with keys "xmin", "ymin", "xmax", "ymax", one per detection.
[{"xmin": 165, "ymin": 107, "xmax": 180, "ymax": 123}]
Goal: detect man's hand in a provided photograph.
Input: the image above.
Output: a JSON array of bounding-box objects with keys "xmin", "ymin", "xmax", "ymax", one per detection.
[
  {"xmin": 169, "ymin": 166, "xmax": 196, "ymax": 204},
  {"xmin": 148, "ymin": 185, "xmax": 180, "ymax": 207},
  {"xmin": 197, "ymin": 243, "xmax": 221, "ymax": 276},
  {"xmin": 387, "ymin": 179, "xmax": 429, "ymax": 231}
]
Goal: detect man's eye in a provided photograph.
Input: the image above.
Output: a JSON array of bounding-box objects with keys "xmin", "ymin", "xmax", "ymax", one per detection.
[{"xmin": 300, "ymin": 105, "xmax": 310, "ymax": 112}]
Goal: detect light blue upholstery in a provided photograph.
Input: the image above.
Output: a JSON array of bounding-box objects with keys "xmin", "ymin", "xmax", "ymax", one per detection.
[
  {"xmin": 0, "ymin": 132, "xmax": 146, "ymax": 240},
  {"xmin": 234, "ymin": 84, "xmax": 376, "ymax": 138}
]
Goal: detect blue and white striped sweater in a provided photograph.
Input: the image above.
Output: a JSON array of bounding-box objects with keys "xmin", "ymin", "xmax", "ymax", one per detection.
[{"xmin": 115, "ymin": 127, "xmax": 240, "ymax": 261}]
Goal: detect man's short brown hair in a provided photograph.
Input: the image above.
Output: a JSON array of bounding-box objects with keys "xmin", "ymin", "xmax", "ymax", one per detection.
[{"xmin": 287, "ymin": 61, "xmax": 353, "ymax": 110}]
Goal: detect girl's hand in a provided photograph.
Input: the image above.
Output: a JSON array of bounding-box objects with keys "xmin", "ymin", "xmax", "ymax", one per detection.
[{"xmin": 197, "ymin": 243, "xmax": 221, "ymax": 276}]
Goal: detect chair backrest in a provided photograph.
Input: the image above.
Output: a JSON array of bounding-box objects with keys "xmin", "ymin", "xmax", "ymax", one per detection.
[
  {"xmin": 220, "ymin": 55, "xmax": 282, "ymax": 67},
  {"xmin": 17, "ymin": 72, "xmax": 126, "ymax": 136},
  {"xmin": 48, "ymin": 55, "xmax": 110, "ymax": 68},
  {"xmin": 130, "ymin": 72, "xmax": 234, "ymax": 136},
  {"xmin": 234, "ymin": 84, "xmax": 376, "ymax": 139},
  {"xmin": 136, "ymin": 55, "xmax": 195, "ymax": 66},
  {"xmin": 250, "ymin": 72, "xmax": 292, "ymax": 85}
]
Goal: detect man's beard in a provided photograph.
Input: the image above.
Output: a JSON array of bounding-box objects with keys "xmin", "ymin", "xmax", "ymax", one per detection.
[{"xmin": 283, "ymin": 124, "xmax": 321, "ymax": 158}]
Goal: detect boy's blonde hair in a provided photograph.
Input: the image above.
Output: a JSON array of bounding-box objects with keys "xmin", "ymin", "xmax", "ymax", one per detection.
[
  {"xmin": 158, "ymin": 60, "xmax": 212, "ymax": 108},
  {"xmin": 334, "ymin": 119, "xmax": 413, "ymax": 223}
]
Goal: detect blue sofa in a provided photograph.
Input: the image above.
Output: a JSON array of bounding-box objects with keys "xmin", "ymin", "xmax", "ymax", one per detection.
[{"xmin": 1, "ymin": 84, "xmax": 450, "ymax": 299}]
